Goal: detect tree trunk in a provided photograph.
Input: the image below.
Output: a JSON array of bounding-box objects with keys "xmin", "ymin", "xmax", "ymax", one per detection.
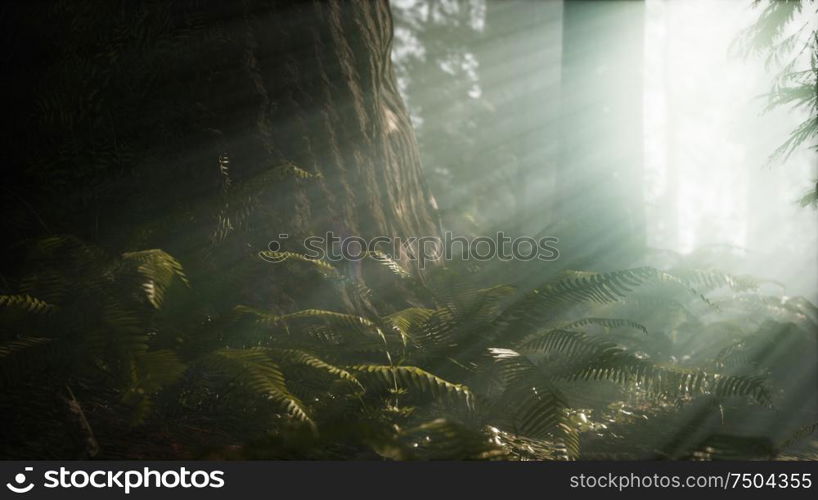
[
  {"xmin": 3, "ymin": 0, "xmax": 440, "ymax": 274},
  {"xmin": 557, "ymin": 0, "xmax": 646, "ymax": 269},
  {"xmin": 478, "ymin": 0, "xmax": 563, "ymax": 235},
  {"xmin": 242, "ymin": 0, "xmax": 440, "ymax": 247}
]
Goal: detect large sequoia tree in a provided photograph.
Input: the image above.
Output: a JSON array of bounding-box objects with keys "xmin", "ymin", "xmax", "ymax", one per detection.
[{"xmin": 1, "ymin": 0, "xmax": 439, "ymax": 278}]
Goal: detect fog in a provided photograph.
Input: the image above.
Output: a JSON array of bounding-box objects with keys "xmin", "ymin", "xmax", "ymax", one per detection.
[
  {"xmin": 2, "ymin": 0, "xmax": 816, "ymax": 461},
  {"xmin": 644, "ymin": 0, "xmax": 818, "ymax": 302},
  {"xmin": 393, "ymin": 0, "xmax": 817, "ymax": 301}
]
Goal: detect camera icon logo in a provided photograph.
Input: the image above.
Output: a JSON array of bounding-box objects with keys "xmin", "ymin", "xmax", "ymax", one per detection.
[
  {"xmin": 6, "ymin": 467, "xmax": 34, "ymax": 494},
  {"xmin": 260, "ymin": 234, "xmax": 290, "ymax": 263}
]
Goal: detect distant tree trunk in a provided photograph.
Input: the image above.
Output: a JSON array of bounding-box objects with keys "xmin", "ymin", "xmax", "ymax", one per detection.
[
  {"xmin": 557, "ymin": 0, "xmax": 646, "ymax": 269},
  {"xmin": 663, "ymin": 2, "xmax": 679, "ymax": 251},
  {"xmin": 478, "ymin": 0, "xmax": 562, "ymax": 235},
  {"xmin": 3, "ymin": 0, "xmax": 440, "ymax": 274}
]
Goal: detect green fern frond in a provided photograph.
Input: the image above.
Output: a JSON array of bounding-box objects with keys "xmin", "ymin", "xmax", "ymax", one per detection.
[
  {"xmin": 278, "ymin": 309, "xmax": 377, "ymax": 329},
  {"xmin": 0, "ymin": 294, "xmax": 55, "ymax": 314},
  {"xmin": 505, "ymin": 383, "xmax": 568, "ymax": 440},
  {"xmin": 99, "ymin": 300, "xmax": 149, "ymax": 351},
  {"xmin": 670, "ymin": 269, "xmax": 759, "ymax": 292},
  {"xmin": 363, "ymin": 251, "xmax": 412, "ymax": 279},
  {"xmin": 411, "ymin": 307, "xmax": 458, "ymax": 347},
  {"xmin": 385, "ymin": 307, "xmax": 436, "ymax": 345},
  {"xmin": 496, "ymin": 267, "xmax": 708, "ymax": 340},
  {"xmin": 28, "ymin": 235, "xmax": 104, "ymax": 263},
  {"xmin": 715, "ymin": 295, "xmax": 818, "ymax": 331},
  {"xmin": 513, "ymin": 329, "xmax": 770, "ymax": 404},
  {"xmin": 778, "ymin": 421, "xmax": 818, "ymax": 452},
  {"xmin": 235, "ymin": 306, "xmax": 383, "ymax": 339},
  {"xmin": 257, "ymin": 251, "xmax": 340, "ymax": 277},
  {"xmin": 488, "ymin": 347, "xmax": 539, "ymax": 384},
  {"xmin": 269, "ymin": 348, "xmax": 360, "ymax": 388},
  {"xmin": 122, "ymin": 249, "xmax": 189, "ymax": 309},
  {"xmin": 485, "ymin": 349, "xmax": 574, "ymax": 452},
  {"xmin": 709, "ymin": 374, "xmax": 771, "ymax": 404},
  {"xmin": 350, "ymin": 365, "xmax": 473, "ymax": 408},
  {"xmin": 561, "ymin": 317, "xmax": 648, "ymax": 335},
  {"xmin": 797, "ymin": 183, "xmax": 817, "ymax": 208},
  {"xmin": 208, "ymin": 348, "xmax": 312, "ymax": 424},
  {"xmin": 18, "ymin": 269, "xmax": 71, "ymax": 305},
  {"xmin": 517, "ymin": 329, "xmax": 606, "ymax": 359},
  {"xmin": 274, "ymin": 161, "xmax": 322, "ymax": 180},
  {"xmin": 397, "ymin": 418, "xmax": 508, "ymax": 460},
  {"xmin": 0, "ymin": 336, "xmax": 53, "ymax": 359}
]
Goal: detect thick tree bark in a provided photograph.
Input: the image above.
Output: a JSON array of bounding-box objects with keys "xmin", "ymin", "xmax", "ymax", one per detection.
[
  {"xmin": 2, "ymin": 0, "xmax": 440, "ymax": 274},
  {"xmin": 239, "ymin": 0, "xmax": 439, "ymax": 245}
]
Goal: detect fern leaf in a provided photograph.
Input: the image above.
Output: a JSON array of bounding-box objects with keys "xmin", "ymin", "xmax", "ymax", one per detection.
[
  {"xmin": 209, "ymin": 348, "xmax": 312, "ymax": 424},
  {"xmin": 0, "ymin": 336, "xmax": 53, "ymax": 359},
  {"xmin": 363, "ymin": 251, "xmax": 412, "ymax": 279},
  {"xmin": 385, "ymin": 307, "xmax": 436, "ymax": 345},
  {"xmin": 270, "ymin": 348, "xmax": 360, "ymax": 388},
  {"xmin": 122, "ymin": 249, "xmax": 188, "ymax": 309},
  {"xmin": 561, "ymin": 317, "xmax": 648, "ymax": 335},
  {"xmin": 0, "ymin": 294, "xmax": 55, "ymax": 314},
  {"xmin": 778, "ymin": 421, "xmax": 818, "ymax": 451},
  {"xmin": 235, "ymin": 306, "xmax": 383, "ymax": 340},
  {"xmin": 670, "ymin": 268, "xmax": 759, "ymax": 292},
  {"xmin": 350, "ymin": 365, "xmax": 473, "ymax": 408},
  {"xmin": 514, "ymin": 329, "xmax": 771, "ymax": 404},
  {"xmin": 258, "ymin": 251, "xmax": 340, "ymax": 278}
]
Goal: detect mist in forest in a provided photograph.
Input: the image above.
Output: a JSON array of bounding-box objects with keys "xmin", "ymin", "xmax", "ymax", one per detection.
[
  {"xmin": 392, "ymin": 0, "xmax": 817, "ymax": 300},
  {"xmin": 1, "ymin": 0, "xmax": 816, "ymax": 461}
]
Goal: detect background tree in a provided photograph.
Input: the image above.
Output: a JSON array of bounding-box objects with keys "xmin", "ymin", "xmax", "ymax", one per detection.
[{"xmin": 557, "ymin": 0, "xmax": 647, "ymax": 270}]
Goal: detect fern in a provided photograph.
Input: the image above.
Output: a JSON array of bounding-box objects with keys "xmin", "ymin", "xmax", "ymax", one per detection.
[
  {"xmin": 350, "ymin": 365, "xmax": 473, "ymax": 408},
  {"xmin": 495, "ymin": 267, "xmax": 706, "ymax": 341},
  {"xmin": 560, "ymin": 317, "xmax": 648, "ymax": 335},
  {"xmin": 513, "ymin": 329, "xmax": 770, "ymax": 404},
  {"xmin": 0, "ymin": 336, "xmax": 53, "ymax": 359},
  {"xmin": 669, "ymin": 268, "xmax": 760, "ymax": 292},
  {"xmin": 385, "ymin": 307, "xmax": 436, "ymax": 345},
  {"xmin": 258, "ymin": 250, "xmax": 340, "ymax": 278},
  {"xmin": 269, "ymin": 348, "xmax": 360, "ymax": 388},
  {"xmin": 363, "ymin": 250, "xmax": 412, "ymax": 279},
  {"xmin": 206, "ymin": 348, "xmax": 313, "ymax": 425},
  {"xmin": 486, "ymin": 349, "xmax": 576, "ymax": 456},
  {"xmin": 778, "ymin": 421, "xmax": 818, "ymax": 452},
  {"xmin": 234, "ymin": 306, "xmax": 385, "ymax": 342},
  {"xmin": 122, "ymin": 249, "xmax": 189, "ymax": 309},
  {"xmin": 0, "ymin": 294, "xmax": 55, "ymax": 314}
]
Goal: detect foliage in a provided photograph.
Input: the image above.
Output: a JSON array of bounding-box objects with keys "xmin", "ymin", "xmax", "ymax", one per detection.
[
  {"xmin": 5, "ymin": 232, "xmax": 812, "ymax": 460},
  {"xmin": 734, "ymin": 0, "xmax": 818, "ymax": 207}
]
